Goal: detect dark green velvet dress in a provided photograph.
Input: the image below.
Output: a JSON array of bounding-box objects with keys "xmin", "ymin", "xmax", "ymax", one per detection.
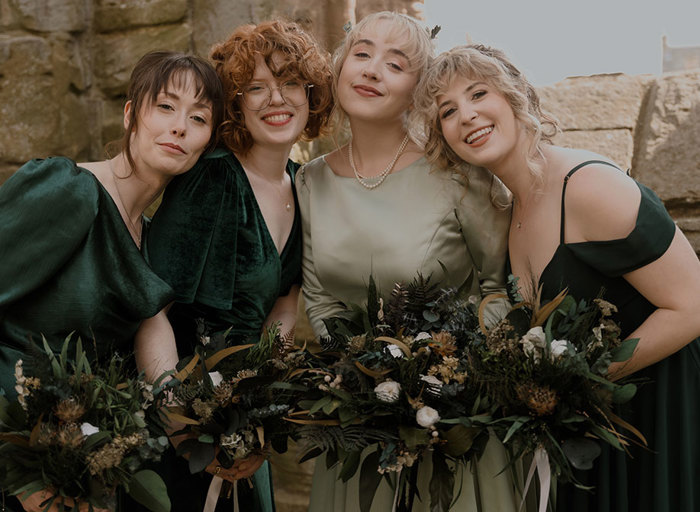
[
  {"xmin": 0, "ymin": 157, "xmax": 174, "ymax": 512},
  {"xmin": 146, "ymin": 149, "xmax": 302, "ymax": 512},
  {"xmin": 540, "ymin": 161, "xmax": 700, "ymax": 512}
]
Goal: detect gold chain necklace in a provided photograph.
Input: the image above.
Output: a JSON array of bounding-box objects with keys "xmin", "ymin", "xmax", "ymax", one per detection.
[
  {"xmin": 109, "ymin": 160, "xmax": 142, "ymax": 248},
  {"xmin": 348, "ymin": 134, "xmax": 410, "ymax": 190}
]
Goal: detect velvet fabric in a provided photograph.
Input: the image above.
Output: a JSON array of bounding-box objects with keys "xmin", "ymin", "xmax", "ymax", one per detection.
[
  {"xmin": 0, "ymin": 157, "xmax": 174, "ymax": 399},
  {"xmin": 538, "ymin": 161, "xmax": 700, "ymax": 512},
  {"xmin": 146, "ymin": 149, "xmax": 302, "ymax": 512}
]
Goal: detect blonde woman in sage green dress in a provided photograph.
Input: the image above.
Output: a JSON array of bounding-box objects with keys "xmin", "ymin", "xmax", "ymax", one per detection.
[
  {"xmin": 297, "ymin": 12, "xmax": 522, "ymax": 512},
  {"xmin": 0, "ymin": 51, "xmax": 222, "ymax": 512}
]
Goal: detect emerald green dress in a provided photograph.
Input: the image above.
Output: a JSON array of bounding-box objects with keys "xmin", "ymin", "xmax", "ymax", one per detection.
[
  {"xmin": 0, "ymin": 157, "xmax": 174, "ymax": 512},
  {"xmin": 147, "ymin": 149, "xmax": 302, "ymax": 512},
  {"xmin": 541, "ymin": 161, "xmax": 700, "ymax": 512},
  {"xmin": 0, "ymin": 157, "xmax": 174, "ymax": 397}
]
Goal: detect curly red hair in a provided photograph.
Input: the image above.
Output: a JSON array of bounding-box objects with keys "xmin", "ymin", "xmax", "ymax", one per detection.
[{"xmin": 210, "ymin": 20, "xmax": 333, "ymax": 155}]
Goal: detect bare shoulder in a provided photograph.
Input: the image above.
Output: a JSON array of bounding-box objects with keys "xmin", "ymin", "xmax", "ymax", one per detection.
[{"xmin": 553, "ymin": 148, "xmax": 641, "ymax": 242}]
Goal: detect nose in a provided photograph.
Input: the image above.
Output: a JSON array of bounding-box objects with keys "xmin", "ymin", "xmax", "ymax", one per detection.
[
  {"xmin": 269, "ymin": 86, "xmax": 285, "ymax": 106},
  {"xmin": 460, "ymin": 105, "xmax": 478, "ymax": 124},
  {"xmin": 171, "ymin": 115, "xmax": 187, "ymax": 137},
  {"xmin": 362, "ymin": 60, "xmax": 380, "ymax": 81}
]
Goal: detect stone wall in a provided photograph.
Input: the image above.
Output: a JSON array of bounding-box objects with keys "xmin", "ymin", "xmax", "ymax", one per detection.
[{"xmin": 0, "ymin": 0, "xmax": 420, "ymax": 182}]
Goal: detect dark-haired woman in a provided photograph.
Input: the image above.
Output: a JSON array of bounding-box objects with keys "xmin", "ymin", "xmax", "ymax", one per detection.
[
  {"xmin": 138, "ymin": 20, "xmax": 333, "ymax": 512},
  {"xmin": 0, "ymin": 50, "xmax": 223, "ymax": 512}
]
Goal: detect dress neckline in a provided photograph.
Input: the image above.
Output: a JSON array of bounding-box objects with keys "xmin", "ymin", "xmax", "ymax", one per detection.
[
  {"xmin": 321, "ymin": 154, "xmax": 427, "ymax": 182},
  {"xmin": 233, "ymin": 153, "xmax": 299, "ymax": 258}
]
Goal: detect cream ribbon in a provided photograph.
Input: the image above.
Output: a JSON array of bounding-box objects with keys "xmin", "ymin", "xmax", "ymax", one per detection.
[
  {"xmin": 391, "ymin": 468, "xmax": 402, "ymax": 512},
  {"xmin": 203, "ymin": 476, "xmax": 240, "ymax": 512},
  {"xmin": 519, "ymin": 446, "xmax": 551, "ymax": 512}
]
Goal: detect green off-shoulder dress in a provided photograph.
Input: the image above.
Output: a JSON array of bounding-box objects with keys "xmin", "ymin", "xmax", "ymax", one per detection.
[
  {"xmin": 540, "ymin": 161, "xmax": 700, "ymax": 512},
  {"xmin": 146, "ymin": 149, "xmax": 302, "ymax": 512},
  {"xmin": 0, "ymin": 157, "xmax": 174, "ymax": 511}
]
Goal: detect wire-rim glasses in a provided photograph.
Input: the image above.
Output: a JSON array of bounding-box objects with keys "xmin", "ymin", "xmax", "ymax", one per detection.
[{"xmin": 237, "ymin": 81, "xmax": 314, "ymax": 111}]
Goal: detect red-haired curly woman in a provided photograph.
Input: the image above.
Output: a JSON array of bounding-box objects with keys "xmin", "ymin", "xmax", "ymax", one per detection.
[{"xmin": 136, "ymin": 20, "xmax": 333, "ymax": 512}]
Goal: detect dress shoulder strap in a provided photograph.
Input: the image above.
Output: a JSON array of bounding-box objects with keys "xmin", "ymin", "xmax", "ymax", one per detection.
[{"xmin": 559, "ymin": 159, "xmax": 623, "ymax": 243}]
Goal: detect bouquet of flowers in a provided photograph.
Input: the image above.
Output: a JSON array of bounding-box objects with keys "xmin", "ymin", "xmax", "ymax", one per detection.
[
  {"xmin": 0, "ymin": 337, "xmax": 170, "ymax": 512},
  {"xmin": 164, "ymin": 323, "xmax": 306, "ymax": 485},
  {"xmin": 288, "ymin": 275, "xmax": 493, "ymax": 512},
  {"xmin": 469, "ymin": 280, "xmax": 643, "ymax": 491}
]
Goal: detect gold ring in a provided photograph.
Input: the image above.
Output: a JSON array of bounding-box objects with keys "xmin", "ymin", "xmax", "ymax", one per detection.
[{"xmin": 214, "ymin": 465, "xmax": 222, "ymax": 475}]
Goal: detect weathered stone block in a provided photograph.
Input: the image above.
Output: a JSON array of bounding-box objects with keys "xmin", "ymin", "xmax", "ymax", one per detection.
[
  {"xmin": 101, "ymin": 98, "xmax": 126, "ymax": 154},
  {"xmin": 50, "ymin": 33, "xmax": 89, "ymax": 92},
  {"xmin": 0, "ymin": 0, "xmax": 18, "ymax": 30},
  {"xmin": 0, "ymin": 35, "xmax": 59, "ymax": 162},
  {"xmin": 539, "ymin": 74, "xmax": 651, "ymax": 131},
  {"xmin": 14, "ymin": 0, "xmax": 86, "ymax": 32},
  {"xmin": 191, "ymin": 0, "xmax": 255, "ymax": 57},
  {"xmin": 56, "ymin": 92, "xmax": 91, "ymax": 161},
  {"xmin": 94, "ymin": 0, "xmax": 187, "ymax": 33},
  {"xmin": 634, "ymin": 72, "xmax": 700, "ymax": 202},
  {"xmin": 95, "ymin": 24, "xmax": 191, "ymax": 96},
  {"xmin": 552, "ymin": 129, "xmax": 634, "ymax": 171}
]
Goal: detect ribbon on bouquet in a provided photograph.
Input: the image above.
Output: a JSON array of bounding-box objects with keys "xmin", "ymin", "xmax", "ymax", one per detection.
[
  {"xmin": 203, "ymin": 475, "xmax": 240, "ymax": 512},
  {"xmin": 519, "ymin": 446, "xmax": 551, "ymax": 512},
  {"xmin": 391, "ymin": 468, "xmax": 402, "ymax": 512}
]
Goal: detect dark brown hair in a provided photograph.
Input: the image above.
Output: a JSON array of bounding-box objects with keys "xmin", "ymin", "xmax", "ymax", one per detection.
[
  {"xmin": 120, "ymin": 51, "xmax": 224, "ymax": 174},
  {"xmin": 210, "ymin": 20, "xmax": 333, "ymax": 154}
]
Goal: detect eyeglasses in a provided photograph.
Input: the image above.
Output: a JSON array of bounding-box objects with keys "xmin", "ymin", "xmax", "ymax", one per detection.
[{"xmin": 237, "ymin": 81, "xmax": 314, "ymax": 111}]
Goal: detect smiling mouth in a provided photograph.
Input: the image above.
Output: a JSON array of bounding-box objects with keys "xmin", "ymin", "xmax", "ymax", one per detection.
[
  {"xmin": 465, "ymin": 126, "xmax": 494, "ymax": 144},
  {"xmin": 262, "ymin": 113, "xmax": 292, "ymax": 123},
  {"xmin": 160, "ymin": 142, "xmax": 185, "ymax": 154},
  {"xmin": 353, "ymin": 84, "xmax": 382, "ymax": 96}
]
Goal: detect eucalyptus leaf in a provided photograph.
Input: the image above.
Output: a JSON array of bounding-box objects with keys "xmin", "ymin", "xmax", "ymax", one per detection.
[
  {"xmin": 429, "ymin": 451, "xmax": 454, "ymax": 512},
  {"xmin": 611, "ymin": 338, "xmax": 639, "ymax": 362},
  {"xmin": 127, "ymin": 470, "xmax": 171, "ymax": 512},
  {"xmin": 612, "ymin": 383, "xmax": 637, "ymax": 404},
  {"xmin": 442, "ymin": 424, "xmax": 478, "ymax": 457},
  {"xmin": 561, "ymin": 438, "xmax": 602, "ymax": 470},
  {"xmin": 188, "ymin": 442, "xmax": 216, "ymax": 474},
  {"xmin": 309, "ymin": 396, "xmax": 332, "ymax": 415}
]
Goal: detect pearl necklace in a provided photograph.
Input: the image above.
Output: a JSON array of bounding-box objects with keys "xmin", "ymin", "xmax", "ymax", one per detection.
[{"xmin": 348, "ymin": 134, "xmax": 410, "ymax": 190}]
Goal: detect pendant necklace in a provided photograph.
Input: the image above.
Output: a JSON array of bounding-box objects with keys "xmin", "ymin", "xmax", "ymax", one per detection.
[
  {"xmin": 109, "ymin": 159, "xmax": 142, "ymax": 248},
  {"xmin": 349, "ymin": 134, "xmax": 410, "ymax": 190},
  {"xmin": 242, "ymin": 161, "xmax": 292, "ymax": 212}
]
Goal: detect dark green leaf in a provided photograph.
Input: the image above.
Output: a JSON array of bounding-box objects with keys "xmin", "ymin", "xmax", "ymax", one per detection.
[
  {"xmin": 309, "ymin": 396, "xmax": 332, "ymax": 415},
  {"xmin": 339, "ymin": 450, "xmax": 361, "ymax": 482},
  {"xmin": 611, "ymin": 383, "xmax": 637, "ymax": 404},
  {"xmin": 399, "ymin": 426, "xmax": 429, "ymax": 450},
  {"xmin": 561, "ymin": 438, "xmax": 602, "ymax": 470},
  {"xmin": 359, "ymin": 449, "xmax": 382, "ymax": 512},
  {"xmin": 298, "ymin": 446, "xmax": 323, "ymax": 464},
  {"xmin": 442, "ymin": 424, "xmax": 478, "ymax": 457},
  {"xmin": 429, "ymin": 451, "xmax": 454, "ymax": 512},
  {"xmin": 127, "ymin": 470, "xmax": 171, "ymax": 512},
  {"xmin": 611, "ymin": 338, "xmax": 639, "ymax": 362},
  {"xmin": 188, "ymin": 442, "xmax": 216, "ymax": 473}
]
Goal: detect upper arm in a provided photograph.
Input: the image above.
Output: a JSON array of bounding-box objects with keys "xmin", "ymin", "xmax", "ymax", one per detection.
[{"xmin": 0, "ymin": 159, "xmax": 98, "ymax": 307}]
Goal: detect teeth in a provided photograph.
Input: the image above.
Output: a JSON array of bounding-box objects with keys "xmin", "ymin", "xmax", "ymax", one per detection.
[
  {"xmin": 466, "ymin": 126, "xmax": 493, "ymax": 144},
  {"xmin": 265, "ymin": 114, "xmax": 291, "ymax": 122}
]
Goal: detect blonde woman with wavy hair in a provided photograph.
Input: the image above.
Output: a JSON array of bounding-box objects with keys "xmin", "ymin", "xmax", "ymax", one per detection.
[
  {"xmin": 297, "ymin": 12, "xmax": 520, "ymax": 512},
  {"xmin": 416, "ymin": 44, "xmax": 700, "ymax": 512}
]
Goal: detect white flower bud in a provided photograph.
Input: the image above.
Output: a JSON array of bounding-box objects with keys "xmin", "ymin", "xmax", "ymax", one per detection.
[
  {"xmin": 416, "ymin": 406, "xmax": 440, "ymax": 428},
  {"xmin": 414, "ymin": 332, "xmax": 432, "ymax": 342},
  {"xmin": 550, "ymin": 339, "xmax": 571, "ymax": 359},
  {"xmin": 80, "ymin": 422, "xmax": 100, "ymax": 437},
  {"xmin": 209, "ymin": 371, "xmax": 224, "ymax": 387},
  {"xmin": 386, "ymin": 344, "xmax": 404, "ymax": 358}
]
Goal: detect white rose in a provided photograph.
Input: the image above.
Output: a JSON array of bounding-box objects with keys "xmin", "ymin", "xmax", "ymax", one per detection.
[
  {"xmin": 375, "ymin": 381, "xmax": 401, "ymax": 403},
  {"xmin": 520, "ymin": 326, "xmax": 546, "ymax": 361},
  {"xmin": 386, "ymin": 344, "xmax": 404, "ymax": 359},
  {"xmin": 209, "ymin": 371, "xmax": 224, "ymax": 387},
  {"xmin": 416, "ymin": 406, "xmax": 440, "ymax": 428},
  {"xmin": 420, "ymin": 375, "xmax": 443, "ymax": 388},
  {"xmin": 550, "ymin": 339, "xmax": 570, "ymax": 359},
  {"xmin": 80, "ymin": 422, "xmax": 100, "ymax": 437},
  {"xmin": 414, "ymin": 332, "xmax": 432, "ymax": 342}
]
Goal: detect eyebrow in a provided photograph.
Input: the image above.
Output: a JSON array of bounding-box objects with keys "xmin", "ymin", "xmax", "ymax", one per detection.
[
  {"xmin": 437, "ymin": 81, "xmax": 488, "ymax": 110},
  {"xmin": 352, "ymin": 39, "xmax": 410, "ymax": 61}
]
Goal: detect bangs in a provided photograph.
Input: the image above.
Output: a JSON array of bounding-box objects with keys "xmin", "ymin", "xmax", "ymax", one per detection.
[{"xmin": 162, "ymin": 69, "xmax": 210, "ymax": 104}]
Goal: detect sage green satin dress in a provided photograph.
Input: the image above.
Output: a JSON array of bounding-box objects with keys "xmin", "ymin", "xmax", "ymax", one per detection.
[
  {"xmin": 296, "ymin": 156, "xmax": 521, "ymax": 512},
  {"xmin": 0, "ymin": 157, "xmax": 173, "ymax": 398},
  {"xmin": 146, "ymin": 149, "xmax": 302, "ymax": 512},
  {"xmin": 544, "ymin": 161, "xmax": 700, "ymax": 512}
]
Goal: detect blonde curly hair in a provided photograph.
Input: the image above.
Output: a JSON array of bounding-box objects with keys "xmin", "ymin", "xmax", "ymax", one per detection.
[{"xmin": 415, "ymin": 44, "xmax": 559, "ymax": 182}]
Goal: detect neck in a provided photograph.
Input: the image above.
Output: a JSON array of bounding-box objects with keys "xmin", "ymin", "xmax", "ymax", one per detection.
[
  {"xmin": 111, "ymin": 154, "xmax": 166, "ymax": 220},
  {"xmin": 238, "ymin": 143, "xmax": 291, "ymax": 182},
  {"xmin": 348, "ymin": 118, "xmax": 408, "ymax": 167},
  {"xmin": 487, "ymin": 133, "xmax": 543, "ymax": 204}
]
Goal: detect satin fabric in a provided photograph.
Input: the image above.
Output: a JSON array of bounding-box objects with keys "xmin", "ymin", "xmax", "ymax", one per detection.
[{"xmin": 539, "ymin": 163, "xmax": 700, "ymax": 512}]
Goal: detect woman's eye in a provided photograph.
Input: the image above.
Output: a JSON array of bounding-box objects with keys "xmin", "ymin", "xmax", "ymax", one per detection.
[
  {"xmin": 191, "ymin": 115, "xmax": 208, "ymax": 124},
  {"xmin": 472, "ymin": 90, "xmax": 487, "ymax": 100},
  {"xmin": 388, "ymin": 62, "xmax": 404, "ymax": 72},
  {"xmin": 157, "ymin": 103, "xmax": 174, "ymax": 111},
  {"xmin": 354, "ymin": 51, "xmax": 370, "ymax": 59},
  {"xmin": 440, "ymin": 107, "xmax": 456, "ymax": 119},
  {"xmin": 283, "ymin": 79, "xmax": 301, "ymax": 87}
]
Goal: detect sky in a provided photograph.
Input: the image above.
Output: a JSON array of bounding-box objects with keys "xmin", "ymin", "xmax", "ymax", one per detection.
[{"xmin": 423, "ymin": 0, "xmax": 700, "ymax": 85}]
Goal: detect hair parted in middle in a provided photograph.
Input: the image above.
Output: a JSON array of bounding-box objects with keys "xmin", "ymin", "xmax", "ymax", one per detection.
[
  {"xmin": 415, "ymin": 44, "xmax": 559, "ymax": 181},
  {"xmin": 210, "ymin": 19, "xmax": 334, "ymax": 155},
  {"xmin": 330, "ymin": 11, "xmax": 435, "ymax": 134}
]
